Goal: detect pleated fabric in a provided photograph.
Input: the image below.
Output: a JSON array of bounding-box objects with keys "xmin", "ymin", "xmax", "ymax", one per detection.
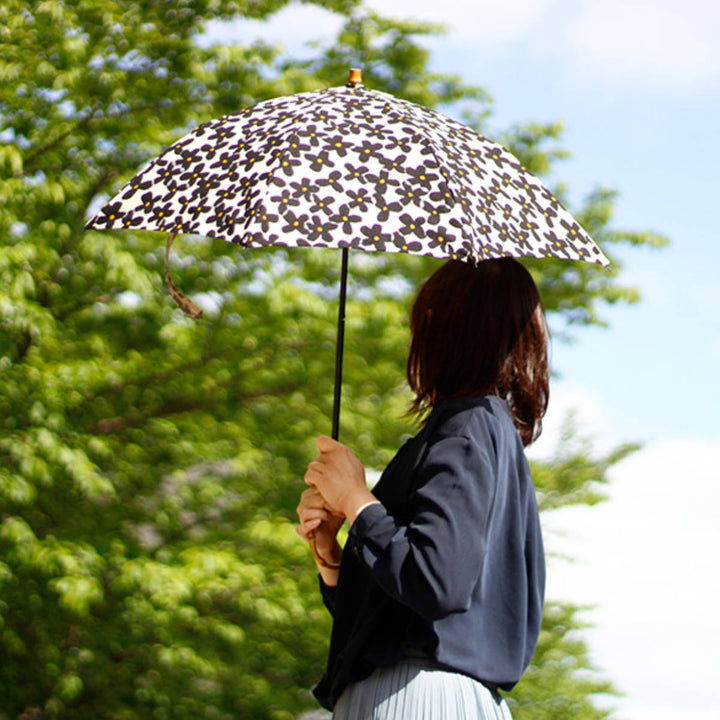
[{"xmin": 332, "ymin": 660, "xmax": 513, "ymax": 720}]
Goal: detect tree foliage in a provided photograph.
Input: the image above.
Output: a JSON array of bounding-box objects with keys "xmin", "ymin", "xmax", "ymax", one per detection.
[{"xmin": 1, "ymin": 1, "xmax": 663, "ymax": 718}]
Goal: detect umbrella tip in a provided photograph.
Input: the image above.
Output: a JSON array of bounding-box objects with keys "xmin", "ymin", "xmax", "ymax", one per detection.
[{"xmin": 347, "ymin": 68, "xmax": 363, "ymax": 87}]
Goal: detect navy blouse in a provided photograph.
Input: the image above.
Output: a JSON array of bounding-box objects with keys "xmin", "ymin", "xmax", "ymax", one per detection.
[{"xmin": 313, "ymin": 396, "xmax": 545, "ymax": 710}]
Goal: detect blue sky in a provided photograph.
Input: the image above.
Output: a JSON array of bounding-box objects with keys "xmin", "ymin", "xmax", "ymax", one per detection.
[{"xmin": 205, "ymin": 2, "xmax": 720, "ymax": 718}]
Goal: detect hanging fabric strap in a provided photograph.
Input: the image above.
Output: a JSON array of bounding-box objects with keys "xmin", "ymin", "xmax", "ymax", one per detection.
[{"xmin": 164, "ymin": 232, "xmax": 204, "ymax": 320}]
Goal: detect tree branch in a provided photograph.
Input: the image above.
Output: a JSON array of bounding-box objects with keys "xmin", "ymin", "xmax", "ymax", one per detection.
[{"xmin": 87, "ymin": 382, "xmax": 304, "ymax": 435}]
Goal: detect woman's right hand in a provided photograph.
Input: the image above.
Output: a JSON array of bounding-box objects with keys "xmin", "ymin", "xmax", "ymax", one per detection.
[{"xmin": 296, "ymin": 487, "xmax": 345, "ymax": 574}]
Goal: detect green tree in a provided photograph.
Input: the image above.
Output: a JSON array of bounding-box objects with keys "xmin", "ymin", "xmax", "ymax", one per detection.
[{"xmin": 0, "ymin": 1, "xmax": 664, "ymax": 719}]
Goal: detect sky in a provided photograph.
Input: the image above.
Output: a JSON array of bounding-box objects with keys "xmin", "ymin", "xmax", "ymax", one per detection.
[{"xmin": 204, "ymin": 3, "xmax": 720, "ymax": 718}]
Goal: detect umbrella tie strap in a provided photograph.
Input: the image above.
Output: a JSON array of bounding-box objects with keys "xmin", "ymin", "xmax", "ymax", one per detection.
[
  {"xmin": 165, "ymin": 232, "xmax": 204, "ymax": 320},
  {"xmin": 308, "ymin": 530, "xmax": 341, "ymax": 569}
]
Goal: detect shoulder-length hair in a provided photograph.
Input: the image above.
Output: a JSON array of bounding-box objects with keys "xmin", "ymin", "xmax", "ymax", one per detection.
[{"xmin": 407, "ymin": 258, "xmax": 549, "ymax": 446}]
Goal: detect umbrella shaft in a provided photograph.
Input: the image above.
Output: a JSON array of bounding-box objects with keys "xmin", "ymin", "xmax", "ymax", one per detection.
[{"xmin": 332, "ymin": 248, "xmax": 349, "ymax": 441}]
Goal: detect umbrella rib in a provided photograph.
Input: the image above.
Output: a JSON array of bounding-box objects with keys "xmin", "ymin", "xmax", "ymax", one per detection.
[
  {"xmin": 411, "ymin": 129, "xmax": 482, "ymax": 259},
  {"xmin": 382, "ymin": 93, "xmax": 490, "ymax": 260}
]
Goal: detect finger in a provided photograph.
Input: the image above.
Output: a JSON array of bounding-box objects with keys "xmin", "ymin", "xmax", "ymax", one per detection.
[
  {"xmin": 298, "ymin": 517, "xmax": 322, "ymax": 532},
  {"xmin": 307, "ymin": 459, "xmax": 326, "ymax": 472},
  {"xmin": 299, "ymin": 495, "xmax": 333, "ymax": 515},
  {"xmin": 316, "ymin": 435, "xmax": 342, "ymax": 454},
  {"xmin": 295, "ymin": 518, "xmax": 321, "ymax": 541},
  {"xmin": 304, "ymin": 459, "xmax": 326, "ymax": 486},
  {"xmin": 297, "ymin": 505, "xmax": 332, "ymax": 524},
  {"xmin": 299, "ymin": 487, "xmax": 326, "ymax": 506},
  {"xmin": 302, "ymin": 499, "xmax": 340, "ymax": 523},
  {"xmin": 295, "ymin": 518, "xmax": 320, "ymax": 536}
]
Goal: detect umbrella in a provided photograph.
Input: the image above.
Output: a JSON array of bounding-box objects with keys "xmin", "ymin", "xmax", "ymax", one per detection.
[{"xmin": 87, "ymin": 68, "xmax": 608, "ymax": 440}]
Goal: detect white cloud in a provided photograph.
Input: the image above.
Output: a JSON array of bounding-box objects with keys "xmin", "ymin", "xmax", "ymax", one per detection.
[
  {"xmin": 200, "ymin": 5, "xmax": 344, "ymax": 55},
  {"xmin": 367, "ymin": 0, "xmax": 554, "ymax": 43},
  {"xmin": 544, "ymin": 437, "xmax": 720, "ymax": 717}
]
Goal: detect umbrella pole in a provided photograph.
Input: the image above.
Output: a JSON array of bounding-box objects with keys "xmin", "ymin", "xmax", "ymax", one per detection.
[
  {"xmin": 307, "ymin": 247, "xmax": 347, "ymax": 572},
  {"xmin": 331, "ymin": 247, "xmax": 349, "ymax": 441}
]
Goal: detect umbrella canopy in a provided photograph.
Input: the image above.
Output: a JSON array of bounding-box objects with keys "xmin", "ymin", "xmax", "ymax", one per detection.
[{"xmin": 87, "ymin": 72, "xmax": 608, "ymax": 268}]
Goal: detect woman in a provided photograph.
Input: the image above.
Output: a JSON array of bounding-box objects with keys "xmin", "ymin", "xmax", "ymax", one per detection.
[{"xmin": 296, "ymin": 258, "xmax": 548, "ymax": 719}]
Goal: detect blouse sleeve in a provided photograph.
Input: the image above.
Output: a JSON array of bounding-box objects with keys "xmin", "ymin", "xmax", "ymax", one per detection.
[
  {"xmin": 318, "ymin": 575, "xmax": 338, "ymax": 617},
  {"xmin": 347, "ymin": 432, "xmax": 496, "ymax": 621}
]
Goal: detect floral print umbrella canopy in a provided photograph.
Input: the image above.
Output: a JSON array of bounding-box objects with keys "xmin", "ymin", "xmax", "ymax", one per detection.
[{"xmin": 87, "ymin": 75, "xmax": 608, "ymax": 269}]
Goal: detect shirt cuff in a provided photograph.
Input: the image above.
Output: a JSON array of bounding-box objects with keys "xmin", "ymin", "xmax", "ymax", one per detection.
[{"xmin": 349, "ymin": 501, "xmax": 387, "ymax": 540}]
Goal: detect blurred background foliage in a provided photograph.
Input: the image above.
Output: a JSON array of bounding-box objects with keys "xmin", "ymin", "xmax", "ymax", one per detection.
[{"xmin": 0, "ymin": 1, "xmax": 664, "ymax": 718}]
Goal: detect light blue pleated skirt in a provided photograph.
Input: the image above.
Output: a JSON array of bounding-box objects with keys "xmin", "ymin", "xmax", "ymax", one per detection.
[{"xmin": 332, "ymin": 660, "xmax": 513, "ymax": 720}]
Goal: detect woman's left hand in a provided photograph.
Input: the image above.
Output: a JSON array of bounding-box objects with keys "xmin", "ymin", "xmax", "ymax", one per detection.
[{"xmin": 304, "ymin": 436, "xmax": 378, "ymax": 523}]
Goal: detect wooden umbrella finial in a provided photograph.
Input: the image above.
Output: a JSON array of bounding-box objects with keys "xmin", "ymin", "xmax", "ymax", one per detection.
[{"xmin": 347, "ymin": 68, "xmax": 363, "ymax": 87}]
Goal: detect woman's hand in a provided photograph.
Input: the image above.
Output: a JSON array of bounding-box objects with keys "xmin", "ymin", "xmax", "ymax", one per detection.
[
  {"xmin": 296, "ymin": 487, "xmax": 344, "ymax": 563},
  {"xmin": 304, "ymin": 436, "xmax": 379, "ymax": 524},
  {"xmin": 296, "ymin": 487, "xmax": 344, "ymax": 584}
]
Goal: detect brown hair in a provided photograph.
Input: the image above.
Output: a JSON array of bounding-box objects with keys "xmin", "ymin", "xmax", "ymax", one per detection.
[{"xmin": 407, "ymin": 259, "xmax": 549, "ymax": 446}]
